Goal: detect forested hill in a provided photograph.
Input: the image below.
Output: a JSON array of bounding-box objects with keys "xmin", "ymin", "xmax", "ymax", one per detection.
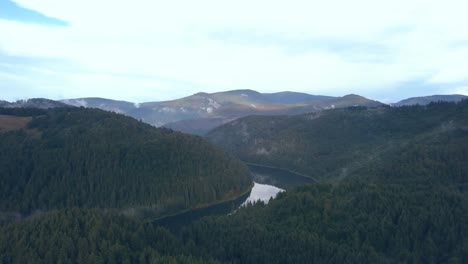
[
  {"xmin": 206, "ymin": 100, "xmax": 468, "ymax": 180},
  {"xmin": 393, "ymin": 94, "xmax": 467, "ymax": 106},
  {"xmin": 2, "ymin": 102, "xmax": 467, "ymax": 263},
  {"xmin": 182, "ymin": 100, "xmax": 468, "ymax": 263},
  {"xmin": 0, "ymin": 107, "xmax": 251, "ymax": 217},
  {"xmin": 0, "ymin": 209, "xmax": 223, "ymax": 264}
]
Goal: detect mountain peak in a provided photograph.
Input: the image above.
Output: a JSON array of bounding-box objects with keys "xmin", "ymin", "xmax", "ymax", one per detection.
[
  {"xmin": 219, "ymin": 89, "xmax": 262, "ymax": 96},
  {"xmin": 342, "ymin": 94, "xmax": 365, "ymax": 99},
  {"xmin": 193, "ymin": 92, "xmax": 210, "ymax": 97}
]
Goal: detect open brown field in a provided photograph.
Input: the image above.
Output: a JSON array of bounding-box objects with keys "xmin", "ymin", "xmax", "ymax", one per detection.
[{"xmin": 0, "ymin": 115, "xmax": 32, "ymax": 134}]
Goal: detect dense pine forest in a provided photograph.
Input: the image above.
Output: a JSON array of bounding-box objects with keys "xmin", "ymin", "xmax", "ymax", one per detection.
[
  {"xmin": 0, "ymin": 209, "xmax": 222, "ymax": 264},
  {"xmin": 1, "ymin": 101, "xmax": 467, "ymax": 263},
  {"xmin": 183, "ymin": 183, "xmax": 467, "ymax": 263},
  {"xmin": 0, "ymin": 107, "xmax": 252, "ymax": 217},
  {"xmin": 183, "ymin": 100, "xmax": 468, "ymax": 263},
  {"xmin": 207, "ymin": 100, "xmax": 468, "ymax": 181}
]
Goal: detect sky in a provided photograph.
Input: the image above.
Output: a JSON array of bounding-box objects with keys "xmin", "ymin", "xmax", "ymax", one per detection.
[{"xmin": 1, "ymin": 0, "xmax": 468, "ymax": 103}]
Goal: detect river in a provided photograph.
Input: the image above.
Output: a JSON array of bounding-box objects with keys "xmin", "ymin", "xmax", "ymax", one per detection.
[{"xmin": 153, "ymin": 164, "xmax": 315, "ymax": 231}]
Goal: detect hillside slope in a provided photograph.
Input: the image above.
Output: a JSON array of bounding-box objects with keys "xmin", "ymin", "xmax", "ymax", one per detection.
[
  {"xmin": 2, "ymin": 102, "xmax": 467, "ymax": 263},
  {"xmin": 187, "ymin": 100, "xmax": 468, "ymax": 263},
  {"xmin": 393, "ymin": 94, "xmax": 467, "ymax": 106},
  {"xmin": 207, "ymin": 100, "xmax": 468, "ymax": 180},
  {"xmin": 0, "ymin": 107, "xmax": 251, "ymax": 218},
  {"xmin": 0, "ymin": 98, "xmax": 70, "ymax": 109},
  {"xmin": 62, "ymin": 90, "xmax": 383, "ymax": 134},
  {"xmin": 0, "ymin": 209, "xmax": 222, "ymax": 263},
  {"xmin": 163, "ymin": 93, "xmax": 383, "ymax": 135}
]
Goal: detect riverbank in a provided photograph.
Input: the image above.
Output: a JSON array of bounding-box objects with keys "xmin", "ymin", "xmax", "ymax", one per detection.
[
  {"xmin": 245, "ymin": 162, "xmax": 318, "ymax": 181},
  {"xmin": 146, "ymin": 181, "xmax": 254, "ymax": 223}
]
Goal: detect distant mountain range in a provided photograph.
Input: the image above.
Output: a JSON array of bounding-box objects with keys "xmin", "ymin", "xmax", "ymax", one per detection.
[
  {"xmin": 1, "ymin": 93, "xmax": 467, "ymax": 263},
  {"xmin": 393, "ymin": 94, "xmax": 468, "ymax": 106},
  {"xmin": 2, "ymin": 91, "xmax": 466, "ymax": 135},
  {"xmin": 60, "ymin": 90, "xmax": 383, "ymax": 135}
]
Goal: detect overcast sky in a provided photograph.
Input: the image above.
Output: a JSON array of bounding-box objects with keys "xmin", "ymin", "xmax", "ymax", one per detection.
[{"xmin": 1, "ymin": 0, "xmax": 468, "ymax": 103}]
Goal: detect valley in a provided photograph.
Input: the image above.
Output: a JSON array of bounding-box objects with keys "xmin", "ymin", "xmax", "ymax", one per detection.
[
  {"xmin": 153, "ymin": 164, "xmax": 313, "ymax": 232},
  {"xmin": 3, "ymin": 1, "xmax": 468, "ymax": 262},
  {"xmin": 0, "ymin": 107, "xmax": 252, "ymax": 221},
  {"xmin": 0, "ymin": 95, "xmax": 467, "ymax": 263}
]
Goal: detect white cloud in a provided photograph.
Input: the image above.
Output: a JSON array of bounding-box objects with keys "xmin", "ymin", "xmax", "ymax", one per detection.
[
  {"xmin": 1, "ymin": 0, "xmax": 468, "ymax": 102},
  {"xmin": 450, "ymin": 86, "xmax": 468, "ymax": 95}
]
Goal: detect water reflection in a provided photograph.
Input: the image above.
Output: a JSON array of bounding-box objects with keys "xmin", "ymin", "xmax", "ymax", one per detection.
[
  {"xmin": 241, "ymin": 182, "xmax": 284, "ymax": 206},
  {"xmin": 248, "ymin": 164, "xmax": 315, "ymax": 190},
  {"xmin": 153, "ymin": 191, "xmax": 250, "ymax": 233},
  {"xmin": 153, "ymin": 164, "xmax": 314, "ymax": 232}
]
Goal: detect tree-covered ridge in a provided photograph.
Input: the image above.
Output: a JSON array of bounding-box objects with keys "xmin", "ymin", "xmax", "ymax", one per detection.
[
  {"xmin": 393, "ymin": 94, "xmax": 468, "ymax": 106},
  {"xmin": 353, "ymin": 120, "xmax": 468, "ymax": 187},
  {"xmin": 1, "ymin": 102, "xmax": 467, "ymax": 263},
  {"xmin": 185, "ymin": 105, "xmax": 468, "ymax": 263},
  {"xmin": 0, "ymin": 107, "xmax": 47, "ymax": 117},
  {"xmin": 0, "ymin": 209, "xmax": 222, "ymax": 264},
  {"xmin": 207, "ymin": 100, "xmax": 468, "ymax": 180},
  {"xmin": 184, "ymin": 100, "xmax": 468, "ymax": 263},
  {"xmin": 0, "ymin": 107, "xmax": 252, "ymax": 216},
  {"xmin": 4, "ymin": 180, "xmax": 466, "ymax": 264},
  {"xmin": 183, "ymin": 181, "xmax": 467, "ymax": 263},
  {"xmin": 0, "ymin": 98, "xmax": 70, "ymax": 109}
]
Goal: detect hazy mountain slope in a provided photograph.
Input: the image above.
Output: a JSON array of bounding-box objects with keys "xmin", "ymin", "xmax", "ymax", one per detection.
[
  {"xmin": 0, "ymin": 98, "xmax": 70, "ymax": 109},
  {"xmin": 61, "ymin": 97, "xmax": 137, "ymax": 114},
  {"xmin": 277, "ymin": 94, "xmax": 384, "ymax": 115},
  {"xmin": 138, "ymin": 89, "xmax": 338, "ymax": 126},
  {"xmin": 0, "ymin": 107, "xmax": 251, "ymax": 218},
  {"xmin": 393, "ymin": 94, "xmax": 467, "ymax": 106},
  {"xmin": 164, "ymin": 117, "xmax": 231, "ymax": 136},
  {"xmin": 262, "ymin": 91, "xmax": 335, "ymax": 104},
  {"xmin": 207, "ymin": 100, "xmax": 468, "ymax": 180},
  {"xmin": 61, "ymin": 90, "xmax": 346, "ymax": 133},
  {"xmin": 205, "ymin": 89, "xmax": 335, "ymax": 105},
  {"xmin": 163, "ymin": 94, "xmax": 384, "ymax": 135}
]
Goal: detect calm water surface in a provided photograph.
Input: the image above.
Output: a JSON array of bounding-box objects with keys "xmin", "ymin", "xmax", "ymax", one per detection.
[{"xmin": 153, "ymin": 164, "xmax": 314, "ymax": 232}]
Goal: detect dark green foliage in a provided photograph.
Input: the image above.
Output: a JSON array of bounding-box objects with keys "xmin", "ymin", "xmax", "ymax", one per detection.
[
  {"xmin": 191, "ymin": 100, "xmax": 468, "ymax": 263},
  {"xmin": 0, "ymin": 107, "xmax": 47, "ymax": 116},
  {"xmin": 207, "ymin": 100, "xmax": 468, "ymax": 180},
  {"xmin": 183, "ymin": 181, "xmax": 467, "ymax": 264},
  {"xmin": 1, "ymin": 101, "xmax": 468, "ymax": 263},
  {"xmin": 394, "ymin": 94, "xmax": 468, "ymax": 106},
  {"xmin": 355, "ymin": 124, "xmax": 468, "ymax": 186},
  {"xmin": 0, "ymin": 107, "xmax": 251, "ymax": 216},
  {"xmin": 0, "ymin": 209, "xmax": 221, "ymax": 264}
]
